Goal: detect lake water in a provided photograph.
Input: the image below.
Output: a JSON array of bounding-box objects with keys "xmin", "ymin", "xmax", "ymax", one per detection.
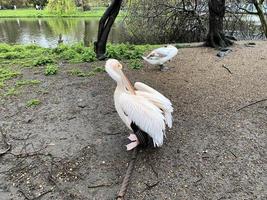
[
  {"xmin": 0, "ymin": 18, "xmax": 129, "ymax": 47},
  {"xmin": 0, "ymin": 16, "xmax": 263, "ymax": 47}
]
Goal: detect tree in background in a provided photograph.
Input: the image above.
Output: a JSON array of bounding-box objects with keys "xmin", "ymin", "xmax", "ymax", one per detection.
[
  {"xmin": 0, "ymin": 0, "xmax": 19, "ymax": 7},
  {"xmin": 126, "ymin": 0, "xmax": 208, "ymax": 44},
  {"xmin": 238, "ymin": 0, "xmax": 267, "ymax": 38},
  {"xmin": 94, "ymin": 0, "xmax": 123, "ymax": 59},
  {"xmin": 46, "ymin": 0, "xmax": 76, "ymax": 14},
  {"xmin": 206, "ymin": 0, "xmax": 234, "ymax": 47},
  {"xmin": 251, "ymin": 0, "xmax": 267, "ymax": 38}
]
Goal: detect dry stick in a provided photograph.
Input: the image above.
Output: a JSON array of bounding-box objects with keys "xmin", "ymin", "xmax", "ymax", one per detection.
[
  {"xmin": 222, "ymin": 64, "xmax": 232, "ymax": 74},
  {"xmin": 117, "ymin": 148, "xmax": 138, "ymax": 200},
  {"xmin": 237, "ymin": 98, "xmax": 267, "ymax": 111}
]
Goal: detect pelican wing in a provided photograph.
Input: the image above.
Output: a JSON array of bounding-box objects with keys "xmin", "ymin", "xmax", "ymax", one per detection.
[
  {"xmin": 134, "ymin": 82, "xmax": 173, "ymax": 128},
  {"xmin": 119, "ymin": 93, "xmax": 166, "ymax": 147},
  {"xmin": 143, "ymin": 45, "xmax": 178, "ymax": 65}
]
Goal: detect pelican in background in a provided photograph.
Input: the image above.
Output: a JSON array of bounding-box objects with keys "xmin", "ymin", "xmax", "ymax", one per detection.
[
  {"xmin": 142, "ymin": 45, "xmax": 178, "ymax": 71},
  {"xmin": 105, "ymin": 59, "xmax": 173, "ymax": 150}
]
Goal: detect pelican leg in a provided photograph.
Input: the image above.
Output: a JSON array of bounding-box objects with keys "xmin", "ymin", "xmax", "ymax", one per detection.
[
  {"xmin": 128, "ymin": 133, "xmax": 138, "ymax": 141},
  {"xmin": 126, "ymin": 134, "xmax": 140, "ymax": 151}
]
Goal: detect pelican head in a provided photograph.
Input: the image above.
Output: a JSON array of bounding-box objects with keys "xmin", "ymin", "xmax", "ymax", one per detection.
[
  {"xmin": 105, "ymin": 59, "xmax": 135, "ymax": 94},
  {"xmin": 105, "ymin": 59, "xmax": 123, "ymax": 82}
]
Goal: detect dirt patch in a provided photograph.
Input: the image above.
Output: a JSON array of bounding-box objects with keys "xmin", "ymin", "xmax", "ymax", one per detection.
[{"xmin": 0, "ymin": 41, "xmax": 266, "ymax": 200}]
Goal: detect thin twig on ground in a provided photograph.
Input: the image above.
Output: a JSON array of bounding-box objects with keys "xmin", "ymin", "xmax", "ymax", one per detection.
[
  {"xmin": 194, "ymin": 173, "xmax": 204, "ymax": 184},
  {"xmin": 18, "ymin": 189, "xmax": 31, "ymax": 200},
  {"xmin": 18, "ymin": 188, "xmax": 52, "ymax": 200},
  {"xmin": 237, "ymin": 98, "xmax": 267, "ymax": 111},
  {"xmin": 88, "ymin": 183, "xmax": 113, "ymax": 189},
  {"xmin": 228, "ymin": 150, "xmax": 237, "ymax": 158},
  {"xmin": 141, "ymin": 181, "xmax": 159, "ymax": 193},
  {"xmin": 148, "ymin": 161, "xmax": 158, "ymax": 178},
  {"xmin": 222, "ymin": 64, "xmax": 232, "ymax": 74}
]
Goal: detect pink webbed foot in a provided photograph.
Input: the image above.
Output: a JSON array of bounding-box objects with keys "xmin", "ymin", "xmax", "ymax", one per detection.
[{"xmin": 126, "ymin": 134, "xmax": 139, "ymax": 151}]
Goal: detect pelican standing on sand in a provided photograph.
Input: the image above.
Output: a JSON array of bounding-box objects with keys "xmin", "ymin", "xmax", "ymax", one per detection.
[
  {"xmin": 105, "ymin": 59, "xmax": 173, "ymax": 150},
  {"xmin": 142, "ymin": 45, "xmax": 178, "ymax": 71}
]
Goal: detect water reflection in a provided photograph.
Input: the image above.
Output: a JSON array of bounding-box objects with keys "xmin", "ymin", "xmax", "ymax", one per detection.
[
  {"xmin": 0, "ymin": 18, "xmax": 128, "ymax": 47},
  {"xmin": 0, "ymin": 16, "xmax": 263, "ymax": 47}
]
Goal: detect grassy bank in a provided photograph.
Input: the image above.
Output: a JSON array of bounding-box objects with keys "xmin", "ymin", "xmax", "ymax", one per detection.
[
  {"xmin": 0, "ymin": 43, "xmax": 157, "ymax": 97},
  {"xmin": 0, "ymin": 7, "xmax": 124, "ymax": 18}
]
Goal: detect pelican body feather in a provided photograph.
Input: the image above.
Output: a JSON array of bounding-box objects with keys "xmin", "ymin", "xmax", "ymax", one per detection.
[
  {"xmin": 142, "ymin": 45, "xmax": 178, "ymax": 65},
  {"xmin": 105, "ymin": 59, "xmax": 173, "ymax": 147}
]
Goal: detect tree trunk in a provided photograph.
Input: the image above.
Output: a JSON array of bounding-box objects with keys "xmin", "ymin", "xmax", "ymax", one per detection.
[
  {"xmin": 94, "ymin": 0, "xmax": 123, "ymax": 60},
  {"xmin": 253, "ymin": 0, "xmax": 267, "ymax": 38},
  {"xmin": 206, "ymin": 0, "xmax": 233, "ymax": 48}
]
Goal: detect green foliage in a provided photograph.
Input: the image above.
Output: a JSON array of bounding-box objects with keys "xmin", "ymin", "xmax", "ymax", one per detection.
[
  {"xmin": 0, "ymin": 42, "xmax": 154, "ymax": 88},
  {"xmin": 68, "ymin": 66, "xmax": 105, "ymax": 77},
  {"xmin": 53, "ymin": 43, "xmax": 96, "ymax": 63},
  {"xmin": 16, "ymin": 80, "xmax": 41, "ymax": 87},
  {"xmin": 0, "ymin": 67, "xmax": 20, "ymax": 88},
  {"xmin": 68, "ymin": 68, "xmax": 87, "ymax": 77},
  {"xmin": 0, "ymin": 8, "xmax": 122, "ymax": 18},
  {"xmin": 45, "ymin": 64, "xmax": 58, "ymax": 75},
  {"xmin": 46, "ymin": 0, "xmax": 77, "ymax": 15},
  {"xmin": 0, "ymin": 51, "xmax": 26, "ymax": 59},
  {"xmin": 26, "ymin": 99, "xmax": 41, "ymax": 107},
  {"xmin": 52, "ymin": 44, "xmax": 69, "ymax": 54},
  {"xmin": 106, "ymin": 43, "xmax": 154, "ymax": 60},
  {"xmin": 128, "ymin": 59, "xmax": 143, "ymax": 69},
  {"xmin": 92, "ymin": 66, "xmax": 105, "ymax": 73},
  {"xmin": 58, "ymin": 48, "xmax": 79, "ymax": 60},
  {"xmin": 5, "ymin": 87, "xmax": 19, "ymax": 96},
  {"xmin": 81, "ymin": 48, "xmax": 96, "ymax": 62},
  {"xmin": 0, "ymin": 44, "xmax": 12, "ymax": 53},
  {"xmin": 2, "ymin": 79, "xmax": 41, "ymax": 97},
  {"xmin": 33, "ymin": 56, "xmax": 54, "ymax": 66}
]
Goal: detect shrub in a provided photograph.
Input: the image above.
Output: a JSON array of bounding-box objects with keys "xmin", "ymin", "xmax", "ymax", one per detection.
[
  {"xmin": 33, "ymin": 56, "xmax": 54, "ymax": 66},
  {"xmin": 45, "ymin": 65, "xmax": 58, "ymax": 75},
  {"xmin": 81, "ymin": 48, "xmax": 96, "ymax": 62}
]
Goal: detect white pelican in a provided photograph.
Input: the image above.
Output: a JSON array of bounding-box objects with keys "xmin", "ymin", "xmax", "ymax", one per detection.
[
  {"xmin": 142, "ymin": 45, "xmax": 178, "ymax": 71},
  {"xmin": 105, "ymin": 59, "xmax": 173, "ymax": 150}
]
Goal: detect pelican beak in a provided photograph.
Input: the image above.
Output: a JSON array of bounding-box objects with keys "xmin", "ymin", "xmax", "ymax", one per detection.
[{"xmin": 120, "ymin": 71, "xmax": 136, "ymax": 95}]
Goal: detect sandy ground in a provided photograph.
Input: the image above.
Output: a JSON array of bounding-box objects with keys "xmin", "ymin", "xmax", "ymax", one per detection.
[{"xmin": 0, "ymin": 41, "xmax": 266, "ymax": 200}]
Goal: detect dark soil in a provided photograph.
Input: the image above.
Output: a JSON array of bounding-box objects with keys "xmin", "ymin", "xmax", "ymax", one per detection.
[{"xmin": 0, "ymin": 41, "xmax": 266, "ymax": 200}]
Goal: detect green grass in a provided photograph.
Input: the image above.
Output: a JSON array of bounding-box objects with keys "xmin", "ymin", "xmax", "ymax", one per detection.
[
  {"xmin": 0, "ymin": 42, "xmax": 157, "ymax": 95},
  {"xmin": 26, "ymin": 99, "xmax": 41, "ymax": 107},
  {"xmin": 45, "ymin": 64, "xmax": 58, "ymax": 75},
  {"xmin": 0, "ymin": 8, "xmax": 124, "ymax": 18},
  {"xmin": 5, "ymin": 87, "xmax": 18, "ymax": 96},
  {"xmin": 2, "ymin": 79, "xmax": 41, "ymax": 97},
  {"xmin": 15, "ymin": 79, "xmax": 41, "ymax": 87},
  {"xmin": 68, "ymin": 66, "xmax": 105, "ymax": 77},
  {"xmin": 0, "ymin": 67, "xmax": 20, "ymax": 88},
  {"xmin": 128, "ymin": 59, "xmax": 143, "ymax": 69}
]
